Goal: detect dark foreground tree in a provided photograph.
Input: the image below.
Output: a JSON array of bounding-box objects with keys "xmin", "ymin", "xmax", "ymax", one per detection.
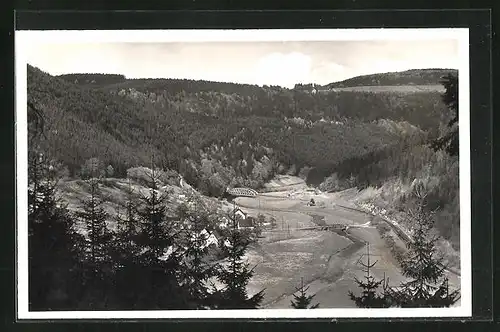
[
  {"xmin": 131, "ymin": 166, "xmax": 188, "ymax": 309},
  {"xmin": 28, "ymin": 151, "xmax": 84, "ymax": 310},
  {"xmin": 177, "ymin": 204, "xmax": 218, "ymax": 309},
  {"xmin": 75, "ymin": 175, "xmax": 115, "ymax": 309},
  {"xmin": 431, "ymin": 73, "xmax": 458, "ymax": 156},
  {"xmin": 213, "ymin": 210, "xmax": 265, "ymax": 309},
  {"xmin": 348, "ymin": 243, "xmax": 387, "ymax": 308},
  {"xmin": 114, "ymin": 179, "xmax": 139, "ymax": 250},
  {"xmin": 391, "ymin": 188, "xmax": 460, "ymax": 307},
  {"xmin": 290, "ymin": 277, "xmax": 319, "ymax": 309},
  {"xmin": 112, "ymin": 179, "xmax": 142, "ymax": 309}
]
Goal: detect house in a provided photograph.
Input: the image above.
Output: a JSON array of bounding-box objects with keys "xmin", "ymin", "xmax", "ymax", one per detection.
[
  {"xmin": 229, "ymin": 207, "xmax": 255, "ymax": 229},
  {"xmin": 232, "ymin": 207, "xmax": 247, "ymax": 221}
]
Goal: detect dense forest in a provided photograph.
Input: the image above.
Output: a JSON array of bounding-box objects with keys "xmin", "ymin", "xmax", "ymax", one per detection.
[
  {"xmin": 27, "ymin": 64, "xmax": 460, "ymax": 310},
  {"xmin": 29, "ymin": 65, "xmax": 450, "ymax": 188},
  {"xmin": 28, "ymin": 65, "xmax": 459, "ymax": 245}
]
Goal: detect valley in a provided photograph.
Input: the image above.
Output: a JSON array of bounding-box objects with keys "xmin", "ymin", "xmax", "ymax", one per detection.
[
  {"xmin": 26, "ymin": 64, "xmax": 461, "ymax": 310},
  {"xmin": 233, "ymin": 175, "xmax": 461, "ymax": 308}
]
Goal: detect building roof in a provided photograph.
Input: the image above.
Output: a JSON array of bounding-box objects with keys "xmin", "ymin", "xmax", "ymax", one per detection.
[
  {"xmin": 232, "ymin": 207, "xmax": 247, "ymax": 216},
  {"xmin": 238, "ymin": 217, "xmax": 254, "ymax": 228}
]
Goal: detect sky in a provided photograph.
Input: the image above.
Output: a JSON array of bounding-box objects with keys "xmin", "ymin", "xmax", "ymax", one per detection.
[{"xmin": 26, "ymin": 40, "xmax": 459, "ymax": 88}]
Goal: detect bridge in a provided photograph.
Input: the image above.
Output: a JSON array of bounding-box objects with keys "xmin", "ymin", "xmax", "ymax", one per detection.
[{"xmin": 226, "ymin": 187, "xmax": 258, "ymax": 198}]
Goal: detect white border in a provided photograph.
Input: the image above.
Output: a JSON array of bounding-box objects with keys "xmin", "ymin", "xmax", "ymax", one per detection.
[{"xmin": 15, "ymin": 28, "xmax": 471, "ymax": 320}]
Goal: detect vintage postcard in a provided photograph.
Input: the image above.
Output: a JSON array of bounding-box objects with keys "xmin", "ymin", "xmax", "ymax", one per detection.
[{"xmin": 15, "ymin": 28, "xmax": 470, "ymax": 319}]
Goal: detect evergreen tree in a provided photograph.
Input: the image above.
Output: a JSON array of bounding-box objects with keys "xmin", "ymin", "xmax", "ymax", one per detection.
[
  {"xmin": 28, "ymin": 151, "xmax": 84, "ymax": 310},
  {"xmin": 75, "ymin": 175, "xmax": 114, "ymax": 309},
  {"xmin": 392, "ymin": 189, "xmax": 460, "ymax": 307},
  {"xmin": 348, "ymin": 244, "xmax": 387, "ymax": 308},
  {"xmin": 78, "ymin": 177, "xmax": 112, "ymax": 267},
  {"xmin": 177, "ymin": 203, "xmax": 218, "ymax": 309},
  {"xmin": 133, "ymin": 166, "xmax": 186, "ymax": 309},
  {"xmin": 431, "ymin": 73, "xmax": 458, "ymax": 156},
  {"xmin": 115, "ymin": 179, "xmax": 139, "ymax": 246},
  {"xmin": 290, "ymin": 277, "xmax": 319, "ymax": 309},
  {"xmin": 112, "ymin": 179, "xmax": 141, "ymax": 309},
  {"xmin": 214, "ymin": 209, "xmax": 265, "ymax": 309}
]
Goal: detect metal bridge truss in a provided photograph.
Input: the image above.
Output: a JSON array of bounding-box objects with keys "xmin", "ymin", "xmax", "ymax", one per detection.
[{"xmin": 226, "ymin": 187, "xmax": 258, "ymax": 197}]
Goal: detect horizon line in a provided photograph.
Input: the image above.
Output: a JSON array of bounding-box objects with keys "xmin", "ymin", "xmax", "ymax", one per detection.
[{"xmin": 28, "ymin": 63, "xmax": 459, "ymax": 89}]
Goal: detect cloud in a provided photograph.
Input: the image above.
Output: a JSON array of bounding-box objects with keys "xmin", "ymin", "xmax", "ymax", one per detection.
[
  {"xmin": 310, "ymin": 61, "xmax": 348, "ymax": 84},
  {"xmin": 253, "ymin": 52, "xmax": 312, "ymax": 88},
  {"xmin": 26, "ymin": 40, "xmax": 459, "ymax": 86}
]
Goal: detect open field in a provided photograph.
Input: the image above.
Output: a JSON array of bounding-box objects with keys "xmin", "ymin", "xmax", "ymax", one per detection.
[{"xmin": 327, "ymin": 84, "xmax": 445, "ymax": 93}]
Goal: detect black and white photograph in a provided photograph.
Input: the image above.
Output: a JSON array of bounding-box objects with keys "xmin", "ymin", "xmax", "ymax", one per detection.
[{"xmin": 15, "ymin": 28, "xmax": 470, "ymax": 319}]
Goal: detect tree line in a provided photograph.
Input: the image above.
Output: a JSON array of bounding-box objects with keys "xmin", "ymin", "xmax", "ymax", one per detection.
[{"xmin": 28, "ymin": 149, "xmax": 266, "ymax": 310}]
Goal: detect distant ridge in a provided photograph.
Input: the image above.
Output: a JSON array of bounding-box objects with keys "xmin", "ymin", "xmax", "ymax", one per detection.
[
  {"xmin": 57, "ymin": 73, "xmax": 127, "ymax": 86},
  {"xmin": 325, "ymin": 68, "xmax": 458, "ymax": 89}
]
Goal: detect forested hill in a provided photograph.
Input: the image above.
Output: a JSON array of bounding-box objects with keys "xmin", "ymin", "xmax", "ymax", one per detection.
[
  {"xmin": 57, "ymin": 73, "xmax": 127, "ymax": 86},
  {"xmin": 28, "ymin": 64, "xmax": 454, "ymax": 198},
  {"xmin": 325, "ymin": 68, "xmax": 458, "ymax": 88}
]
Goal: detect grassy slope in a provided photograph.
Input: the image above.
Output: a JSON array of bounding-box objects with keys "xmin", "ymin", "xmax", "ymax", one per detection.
[
  {"xmin": 325, "ymin": 68, "xmax": 458, "ymax": 88},
  {"xmin": 330, "ymin": 85, "xmax": 445, "ymax": 93},
  {"xmin": 57, "ymin": 175, "xmax": 234, "ymax": 236}
]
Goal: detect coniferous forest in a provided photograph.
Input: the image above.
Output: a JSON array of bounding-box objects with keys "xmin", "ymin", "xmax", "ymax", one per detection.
[{"xmin": 26, "ymin": 64, "xmax": 460, "ymax": 311}]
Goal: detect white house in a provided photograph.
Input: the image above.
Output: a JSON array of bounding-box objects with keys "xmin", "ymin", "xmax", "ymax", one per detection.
[
  {"xmin": 233, "ymin": 207, "xmax": 247, "ymax": 221},
  {"xmin": 223, "ymin": 207, "xmax": 255, "ymax": 229}
]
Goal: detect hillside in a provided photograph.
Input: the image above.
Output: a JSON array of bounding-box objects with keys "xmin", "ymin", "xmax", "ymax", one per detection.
[
  {"xmin": 325, "ymin": 68, "xmax": 458, "ymax": 89},
  {"xmin": 329, "ymin": 84, "xmax": 445, "ymax": 93},
  {"xmin": 28, "ymin": 65, "xmax": 458, "ymax": 248},
  {"xmin": 29, "ymin": 64, "xmax": 442, "ymax": 196},
  {"xmin": 27, "ymin": 65, "xmax": 461, "ymax": 310}
]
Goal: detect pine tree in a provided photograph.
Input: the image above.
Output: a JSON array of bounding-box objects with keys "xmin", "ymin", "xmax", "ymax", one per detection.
[
  {"xmin": 28, "ymin": 151, "xmax": 84, "ymax": 310},
  {"xmin": 78, "ymin": 177, "xmax": 112, "ymax": 267},
  {"xmin": 75, "ymin": 175, "xmax": 114, "ymax": 309},
  {"xmin": 431, "ymin": 73, "xmax": 458, "ymax": 156},
  {"xmin": 112, "ymin": 179, "xmax": 141, "ymax": 309},
  {"xmin": 392, "ymin": 189, "xmax": 460, "ymax": 307},
  {"xmin": 135, "ymin": 167, "xmax": 176, "ymax": 259},
  {"xmin": 177, "ymin": 204, "xmax": 218, "ymax": 309},
  {"xmin": 348, "ymin": 243, "xmax": 387, "ymax": 308},
  {"xmin": 115, "ymin": 179, "xmax": 139, "ymax": 250},
  {"xmin": 132, "ymin": 166, "xmax": 186, "ymax": 309},
  {"xmin": 290, "ymin": 277, "xmax": 319, "ymax": 309},
  {"xmin": 214, "ymin": 209, "xmax": 265, "ymax": 309}
]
